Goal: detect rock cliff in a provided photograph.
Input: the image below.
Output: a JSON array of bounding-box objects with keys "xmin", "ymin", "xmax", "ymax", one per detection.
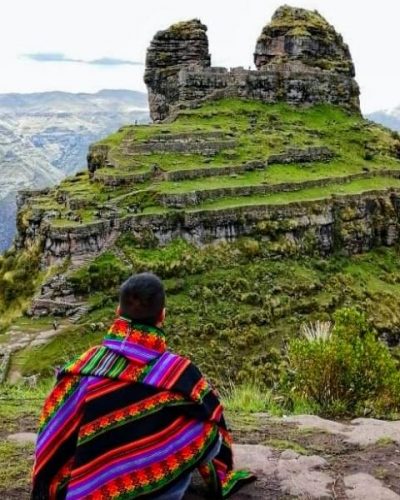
[
  {"xmin": 254, "ymin": 6, "xmax": 355, "ymax": 75},
  {"xmin": 145, "ymin": 6, "xmax": 360, "ymax": 121},
  {"xmin": 144, "ymin": 20, "xmax": 211, "ymax": 121}
]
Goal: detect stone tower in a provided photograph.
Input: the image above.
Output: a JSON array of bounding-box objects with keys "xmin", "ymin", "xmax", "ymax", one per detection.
[
  {"xmin": 144, "ymin": 6, "xmax": 360, "ymax": 122},
  {"xmin": 144, "ymin": 19, "xmax": 211, "ymax": 122},
  {"xmin": 254, "ymin": 6, "xmax": 355, "ymax": 76}
]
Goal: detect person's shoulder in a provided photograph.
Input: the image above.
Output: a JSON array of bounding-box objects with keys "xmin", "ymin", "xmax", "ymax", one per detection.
[{"xmin": 164, "ymin": 350, "xmax": 204, "ymax": 377}]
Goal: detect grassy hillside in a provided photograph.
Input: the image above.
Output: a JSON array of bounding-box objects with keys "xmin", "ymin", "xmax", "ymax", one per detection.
[
  {"xmin": 17, "ymin": 99, "xmax": 400, "ymax": 232},
  {"xmin": 2, "ymin": 98, "xmax": 400, "ymax": 419},
  {"xmin": 11, "ymin": 240, "xmax": 400, "ymax": 387}
]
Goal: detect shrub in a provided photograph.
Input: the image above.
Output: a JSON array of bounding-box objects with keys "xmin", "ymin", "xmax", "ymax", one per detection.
[
  {"xmin": 0, "ymin": 246, "xmax": 41, "ymax": 309},
  {"xmin": 69, "ymin": 253, "xmax": 130, "ymax": 294},
  {"xmin": 285, "ymin": 308, "xmax": 400, "ymax": 417}
]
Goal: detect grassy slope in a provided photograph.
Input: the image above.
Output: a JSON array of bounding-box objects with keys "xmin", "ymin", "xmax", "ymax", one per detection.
[
  {"xmin": 19, "ymin": 99, "xmax": 400, "ymax": 229},
  {"xmin": 4, "ymin": 98, "xmax": 400, "ymax": 386},
  {"xmin": 11, "ymin": 240, "xmax": 400, "ymax": 388}
]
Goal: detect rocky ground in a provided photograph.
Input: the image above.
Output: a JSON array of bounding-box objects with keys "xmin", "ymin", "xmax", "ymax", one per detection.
[
  {"xmin": 1, "ymin": 410, "xmax": 400, "ymax": 499},
  {"xmin": 188, "ymin": 414, "xmax": 400, "ymax": 499}
]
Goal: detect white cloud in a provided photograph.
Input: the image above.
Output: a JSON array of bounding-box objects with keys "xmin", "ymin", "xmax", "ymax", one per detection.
[
  {"xmin": 23, "ymin": 53, "xmax": 143, "ymax": 65},
  {"xmin": 1, "ymin": 0, "xmax": 399, "ymax": 112}
]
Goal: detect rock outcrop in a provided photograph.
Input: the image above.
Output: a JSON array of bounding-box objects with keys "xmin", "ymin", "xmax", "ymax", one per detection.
[
  {"xmin": 144, "ymin": 19, "xmax": 211, "ymax": 121},
  {"xmin": 145, "ymin": 6, "xmax": 360, "ymax": 121},
  {"xmin": 254, "ymin": 6, "xmax": 355, "ymax": 76},
  {"xmin": 28, "ymin": 189, "xmax": 400, "ymax": 263}
]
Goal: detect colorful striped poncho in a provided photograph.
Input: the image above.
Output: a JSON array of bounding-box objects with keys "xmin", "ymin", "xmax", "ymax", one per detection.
[{"xmin": 32, "ymin": 317, "xmax": 255, "ymax": 499}]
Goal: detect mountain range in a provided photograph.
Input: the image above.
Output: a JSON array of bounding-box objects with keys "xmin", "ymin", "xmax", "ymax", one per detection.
[
  {"xmin": 0, "ymin": 89, "xmax": 148, "ymax": 252},
  {"xmin": 367, "ymin": 107, "xmax": 400, "ymax": 132}
]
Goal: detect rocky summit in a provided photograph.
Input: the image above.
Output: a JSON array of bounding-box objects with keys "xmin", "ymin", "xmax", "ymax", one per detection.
[{"xmin": 145, "ymin": 6, "xmax": 359, "ymax": 121}]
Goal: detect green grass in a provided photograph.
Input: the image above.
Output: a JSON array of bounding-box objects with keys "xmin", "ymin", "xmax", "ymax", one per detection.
[
  {"xmin": 192, "ymin": 176, "xmax": 400, "ymax": 210},
  {"xmin": 222, "ymin": 383, "xmax": 281, "ymax": 414},
  {"xmin": 0, "ymin": 441, "xmax": 34, "ymax": 492},
  {"xmin": 0, "ymin": 383, "xmax": 52, "ymax": 494},
  {"xmin": 15, "ymin": 238, "xmax": 400, "ymax": 389},
  {"xmin": 13, "ymin": 324, "xmax": 106, "ymax": 378},
  {"xmin": 19, "ymin": 99, "xmax": 400, "ymax": 228},
  {"xmin": 265, "ymin": 439, "xmax": 309, "ymax": 454}
]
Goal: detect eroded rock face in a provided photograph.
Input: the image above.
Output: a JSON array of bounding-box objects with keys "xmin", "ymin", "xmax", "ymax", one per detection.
[
  {"xmin": 144, "ymin": 19, "xmax": 211, "ymax": 121},
  {"xmin": 144, "ymin": 7, "xmax": 360, "ymax": 121},
  {"xmin": 254, "ymin": 5, "xmax": 355, "ymax": 76},
  {"xmin": 27, "ymin": 190, "xmax": 400, "ymax": 264}
]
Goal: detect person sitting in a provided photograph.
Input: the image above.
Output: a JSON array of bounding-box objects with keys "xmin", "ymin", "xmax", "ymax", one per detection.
[{"xmin": 32, "ymin": 272, "xmax": 255, "ymax": 499}]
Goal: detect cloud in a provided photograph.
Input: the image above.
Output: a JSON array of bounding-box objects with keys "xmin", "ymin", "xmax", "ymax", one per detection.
[
  {"xmin": 88, "ymin": 57, "xmax": 142, "ymax": 66},
  {"xmin": 24, "ymin": 52, "xmax": 77, "ymax": 62},
  {"xmin": 23, "ymin": 52, "xmax": 142, "ymax": 66}
]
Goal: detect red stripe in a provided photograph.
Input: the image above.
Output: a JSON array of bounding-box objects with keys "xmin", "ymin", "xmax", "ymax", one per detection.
[
  {"xmin": 34, "ymin": 414, "xmax": 81, "ymax": 476},
  {"xmin": 157, "ymin": 355, "xmax": 182, "ymax": 388},
  {"xmin": 165, "ymin": 358, "xmax": 191, "ymax": 389},
  {"xmin": 211, "ymin": 404, "xmax": 223, "ymax": 422},
  {"xmin": 80, "ymin": 391, "xmax": 181, "ymax": 437},
  {"xmin": 72, "ymin": 416, "xmax": 188, "ymax": 479},
  {"xmin": 86, "ymin": 379, "xmax": 127, "ymax": 402}
]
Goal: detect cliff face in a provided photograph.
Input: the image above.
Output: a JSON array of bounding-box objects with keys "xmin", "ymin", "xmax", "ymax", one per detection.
[
  {"xmin": 17, "ymin": 189, "xmax": 400, "ymax": 264},
  {"xmin": 144, "ymin": 20, "xmax": 211, "ymax": 122},
  {"xmin": 145, "ymin": 6, "xmax": 360, "ymax": 121},
  {"xmin": 0, "ymin": 90, "xmax": 149, "ymax": 252},
  {"xmin": 254, "ymin": 6, "xmax": 355, "ymax": 75}
]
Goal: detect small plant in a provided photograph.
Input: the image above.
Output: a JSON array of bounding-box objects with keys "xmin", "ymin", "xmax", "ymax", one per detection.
[
  {"xmin": 300, "ymin": 321, "xmax": 332, "ymax": 342},
  {"xmin": 285, "ymin": 308, "xmax": 400, "ymax": 417},
  {"xmin": 222, "ymin": 382, "xmax": 281, "ymax": 414}
]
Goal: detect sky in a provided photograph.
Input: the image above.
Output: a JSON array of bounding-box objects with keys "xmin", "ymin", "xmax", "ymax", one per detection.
[{"xmin": 1, "ymin": 0, "xmax": 400, "ymax": 113}]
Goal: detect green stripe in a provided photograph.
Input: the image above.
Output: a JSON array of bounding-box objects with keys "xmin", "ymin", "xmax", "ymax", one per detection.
[
  {"xmin": 39, "ymin": 379, "xmax": 80, "ymax": 432},
  {"xmin": 107, "ymin": 356, "xmax": 127, "ymax": 378},
  {"xmin": 78, "ymin": 400, "xmax": 189, "ymax": 445},
  {"xmin": 222, "ymin": 470, "xmax": 254, "ymax": 496},
  {"xmin": 82, "ymin": 346, "xmax": 107, "ymax": 374}
]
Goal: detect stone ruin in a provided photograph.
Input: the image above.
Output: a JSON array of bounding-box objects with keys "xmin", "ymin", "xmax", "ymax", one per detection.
[{"xmin": 144, "ymin": 6, "xmax": 360, "ymax": 122}]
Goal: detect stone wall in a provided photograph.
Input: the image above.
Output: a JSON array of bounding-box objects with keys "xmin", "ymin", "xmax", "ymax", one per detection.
[
  {"xmin": 25, "ymin": 189, "xmax": 400, "ymax": 263},
  {"xmin": 157, "ymin": 171, "xmax": 400, "ymax": 208},
  {"xmin": 145, "ymin": 7, "xmax": 360, "ymax": 122},
  {"xmin": 89, "ymin": 146, "xmax": 333, "ymax": 185}
]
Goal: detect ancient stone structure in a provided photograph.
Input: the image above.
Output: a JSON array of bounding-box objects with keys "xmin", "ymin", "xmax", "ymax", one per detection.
[
  {"xmin": 25, "ymin": 189, "xmax": 400, "ymax": 263},
  {"xmin": 144, "ymin": 19, "xmax": 211, "ymax": 122},
  {"xmin": 254, "ymin": 6, "xmax": 355, "ymax": 75},
  {"xmin": 145, "ymin": 7, "xmax": 360, "ymax": 121}
]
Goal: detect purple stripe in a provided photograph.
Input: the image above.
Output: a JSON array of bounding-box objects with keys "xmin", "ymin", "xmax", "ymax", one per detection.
[
  {"xmin": 66, "ymin": 421, "xmax": 206, "ymax": 499},
  {"xmin": 37, "ymin": 378, "xmax": 89, "ymax": 454},
  {"xmin": 94, "ymin": 351, "xmax": 118, "ymax": 376},
  {"xmin": 144, "ymin": 352, "xmax": 178, "ymax": 386},
  {"xmin": 104, "ymin": 339, "xmax": 160, "ymax": 363}
]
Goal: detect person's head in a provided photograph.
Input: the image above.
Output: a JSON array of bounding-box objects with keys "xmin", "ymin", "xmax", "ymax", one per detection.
[{"xmin": 119, "ymin": 273, "xmax": 166, "ymax": 326}]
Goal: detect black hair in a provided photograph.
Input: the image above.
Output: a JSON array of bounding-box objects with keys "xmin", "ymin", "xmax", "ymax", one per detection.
[{"xmin": 119, "ymin": 273, "xmax": 165, "ymax": 325}]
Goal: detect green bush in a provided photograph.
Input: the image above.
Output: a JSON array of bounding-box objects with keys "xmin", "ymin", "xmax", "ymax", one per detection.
[
  {"xmin": 69, "ymin": 252, "xmax": 130, "ymax": 294},
  {"xmin": 0, "ymin": 246, "xmax": 41, "ymax": 312},
  {"xmin": 285, "ymin": 308, "xmax": 400, "ymax": 416}
]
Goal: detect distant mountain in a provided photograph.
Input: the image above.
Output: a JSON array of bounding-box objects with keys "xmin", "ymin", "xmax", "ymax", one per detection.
[
  {"xmin": 367, "ymin": 107, "xmax": 400, "ymax": 131},
  {"xmin": 0, "ymin": 89, "xmax": 149, "ymax": 251}
]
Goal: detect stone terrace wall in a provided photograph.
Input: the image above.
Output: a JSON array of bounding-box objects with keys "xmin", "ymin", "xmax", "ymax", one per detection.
[{"xmin": 34, "ymin": 190, "xmax": 400, "ymax": 263}]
